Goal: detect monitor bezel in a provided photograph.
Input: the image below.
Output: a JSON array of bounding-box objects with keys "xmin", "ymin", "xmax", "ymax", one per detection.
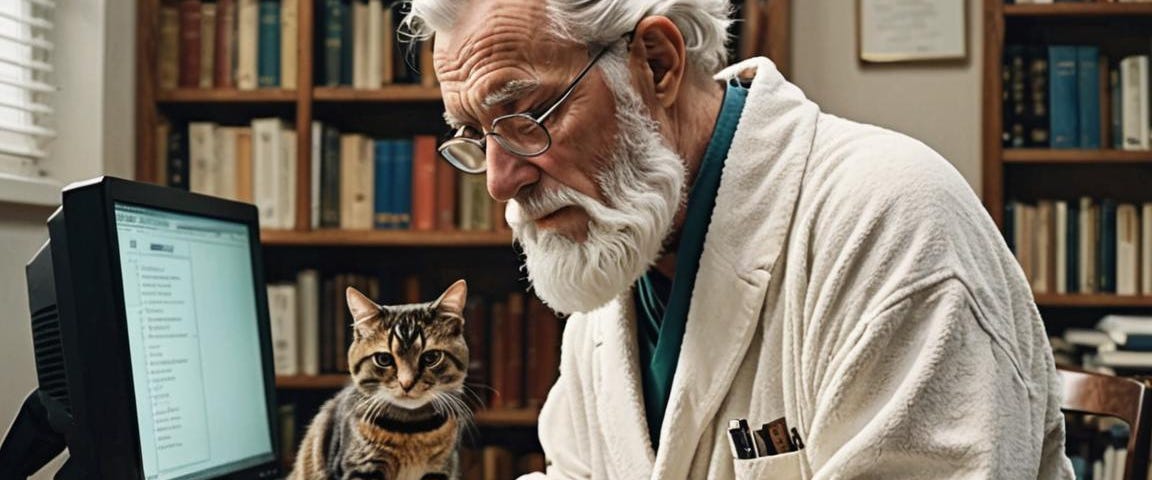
[{"xmin": 55, "ymin": 176, "xmax": 281, "ymax": 479}]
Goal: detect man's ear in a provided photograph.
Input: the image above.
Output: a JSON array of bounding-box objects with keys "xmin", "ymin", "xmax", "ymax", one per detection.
[{"xmin": 631, "ymin": 16, "xmax": 687, "ymax": 108}]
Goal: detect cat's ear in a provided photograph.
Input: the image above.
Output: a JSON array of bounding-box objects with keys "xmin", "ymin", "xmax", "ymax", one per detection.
[
  {"xmin": 346, "ymin": 286, "xmax": 379, "ymax": 323},
  {"xmin": 433, "ymin": 279, "xmax": 467, "ymax": 320}
]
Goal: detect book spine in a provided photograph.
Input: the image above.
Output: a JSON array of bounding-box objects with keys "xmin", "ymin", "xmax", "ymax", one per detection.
[
  {"xmin": 322, "ymin": 0, "xmax": 345, "ymax": 86},
  {"xmin": 1111, "ymin": 67, "xmax": 1123, "ymax": 149},
  {"xmin": 280, "ymin": 0, "xmax": 298, "ymax": 89},
  {"xmin": 159, "ymin": 6, "xmax": 180, "ymax": 90},
  {"xmin": 380, "ymin": 6, "xmax": 394, "ymax": 84},
  {"xmin": 341, "ymin": 135, "xmax": 372, "ymax": 230},
  {"xmin": 463, "ymin": 295, "xmax": 488, "ymax": 404},
  {"xmin": 237, "ymin": 0, "xmax": 259, "ymax": 90},
  {"xmin": 257, "ymin": 0, "xmax": 281, "ymax": 87},
  {"xmin": 1048, "ymin": 46, "xmax": 1080, "ymax": 149},
  {"xmin": 366, "ymin": 0, "xmax": 382, "ymax": 88},
  {"xmin": 352, "ymin": 0, "xmax": 368, "ymax": 88},
  {"xmin": 341, "ymin": 0, "xmax": 354, "ymax": 85},
  {"xmin": 252, "ymin": 118, "xmax": 283, "ymax": 228},
  {"xmin": 436, "ymin": 156, "xmax": 457, "ymax": 230},
  {"xmin": 310, "ymin": 121, "xmax": 322, "ymax": 230},
  {"xmin": 1034, "ymin": 201, "xmax": 1053, "ymax": 294},
  {"xmin": 1055, "ymin": 201, "xmax": 1068, "ymax": 294},
  {"xmin": 235, "ymin": 128, "xmax": 253, "ymax": 202},
  {"xmin": 199, "ymin": 3, "xmax": 216, "ymax": 88},
  {"xmin": 188, "ymin": 122, "xmax": 217, "ymax": 195},
  {"xmin": 1067, "ymin": 202, "xmax": 1080, "ymax": 294},
  {"xmin": 1117, "ymin": 204, "xmax": 1138, "ymax": 295},
  {"xmin": 1004, "ymin": 46, "xmax": 1024, "ymax": 147},
  {"xmin": 1079, "ymin": 197, "xmax": 1097, "ymax": 294},
  {"xmin": 374, "ymin": 139, "xmax": 393, "ymax": 229},
  {"xmin": 1026, "ymin": 46, "xmax": 1050, "ymax": 147},
  {"xmin": 321, "ymin": 126, "xmax": 342, "ymax": 227},
  {"xmin": 297, "ymin": 269, "xmax": 320, "ymax": 376},
  {"xmin": 1121, "ymin": 56, "xmax": 1150, "ymax": 150},
  {"xmin": 488, "ymin": 302, "xmax": 507, "ymax": 409},
  {"xmin": 395, "ymin": 140, "xmax": 413, "ymax": 229},
  {"xmin": 1099, "ymin": 199, "xmax": 1117, "ymax": 293},
  {"xmin": 1077, "ymin": 46, "xmax": 1101, "ymax": 149},
  {"xmin": 503, "ymin": 293, "xmax": 525, "ymax": 408},
  {"xmin": 168, "ymin": 121, "xmax": 190, "ymax": 189},
  {"xmin": 178, "ymin": 0, "xmax": 203, "ymax": 88},
  {"xmin": 155, "ymin": 121, "xmax": 170, "ymax": 185},
  {"xmin": 215, "ymin": 127, "xmax": 239, "ymax": 200},
  {"xmin": 214, "ymin": 0, "xmax": 236, "ymax": 88},
  {"xmin": 279, "ymin": 129, "xmax": 297, "ymax": 229},
  {"xmin": 411, "ymin": 136, "xmax": 438, "ymax": 231}
]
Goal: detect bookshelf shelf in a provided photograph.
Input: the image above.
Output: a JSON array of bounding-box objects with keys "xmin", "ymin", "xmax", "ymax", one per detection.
[
  {"xmin": 1033, "ymin": 294, "xmax": 1152, "ymax": 308},
  {"xmin": 156, "ymin": 89, "xmax": 299, "ymax": 103},
  {"xmin": 260, "ymin": 229, "xmax": 514, "ymax": 247},
  {"xmin": 1003, "ymin": 3, "xmax": 1152, "ymax": 17},
  {"xmin": 314, "ymin": 86, "xmax": 443, "ymax": 102},
  {"xmin": 1003, "ymin": 149, "xmax": 1152, "ymax": 164}
]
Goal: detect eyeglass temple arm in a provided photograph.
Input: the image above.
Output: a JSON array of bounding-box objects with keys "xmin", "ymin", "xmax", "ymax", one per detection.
[{"xmin": 532, "ymin": 46, "xmax": 614, "ymax": 125}]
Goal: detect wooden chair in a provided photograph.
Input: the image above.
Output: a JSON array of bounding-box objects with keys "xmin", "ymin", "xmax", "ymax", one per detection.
[{"xmin": 1059, "ymin": 367, "xmax": 1152, "ymax": 480}]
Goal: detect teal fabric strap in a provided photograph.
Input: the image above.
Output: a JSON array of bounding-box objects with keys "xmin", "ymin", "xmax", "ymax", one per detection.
[{"xmin": 636, "ymin": 82, "xmax": 748, "ymax": 449}]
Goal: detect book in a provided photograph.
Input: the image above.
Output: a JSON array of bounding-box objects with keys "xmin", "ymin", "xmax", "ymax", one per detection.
[
  {"xmin": 394, "ymin": 140, "xmax": 413, "ymax": 229},
  {"xmin": 1048, "ymin": 46, "xmax": 1079, "ymax": 149},
  {"xmin": 235, "ymin": 128, "xmax": 254, "ymax": 202},
  {"xmin": 280, "ymin": 0, "xmax": 297, "ymax": 89},
  {"xmin": 188, "ymin": 122, "xmax": 217, "ymax": 196},
  {"xmin": 341, "ymin": 0, "xmax": 354, "ymax": 85},
  {"xmin": 411, "ymin": 136, "xmax": 438, "ymax": 231},
  {"xmin": 488, "ymin": 301, "xmax": 507, "ymax": 408},
  {"xmin": 1003, "ymin": 45, "xmax": 1024, "ymax": 148},
  {"xmin": 279, "ymin": 129, "xmax": 297, "ymax": 229},
  {"xmin": 310, "ymin": 121, "xmax": 322, "ymax": 229},
  {"xmin": 341, "ymin": 134, "xmax": 374, "ymax": 230},
  {"xmin": 374, "ymin": 139, "xmax": 395, "ymax": 229},
  {"xmin": 525, "ymin": 296, "xmax": 560, "ymax": 408},
  {"xmin": 463, "ymin": 294, "xmax": 488, "ymax": 406},
  {"xmin": 237, "ymin": 0, "xmax": 259, "ymax": 90},
  {"xmin": 1026, "ymin": 46, "xmax": 1050, "ymax": 147},
  {"xmin": 1055, "ymin": 201, "xmax": 1068, "ymax": 294},
  {"xmin": 252, "ymin": 118, "xmax": 285, "ymax": 228},
  {"xmin": 158, "ymin": 6, "xmax": 180, "ymax": 90},
  {"xmin": 199, "ymin": 2, "xmax": 216, "ymax": 88},
  {"xmin": 1143, "ymin": 203, "xmax": 1152, "ymax": 296},
  {"xmin": 366, "ymin": 0, "xmax": 383, "ymax": 88},
  {"xmin": 213, "ymin": 0, "xmax": 236, "ymax": 88},
  {"xmin": 436, "ymin": 154, "xmax": 457, "ymax": 230},
  {"xmin": 1066, "ymin": 201, "xmax": 1079, "ymax": 294},
  {"xmin": 1098, "ymin": 199, "xmax": 1117, "ymax": 293},
  {"xmin": 1116, "ymin": 204, "xmax": 1139, "ymax": 295},
  {"xmin": 1034, "ymin": 201, "xmax": 1053, "ymax": 294},
  {"xmin": 1120, "ymin": 56, "xmax": 1150, "ymax": 150},
  {"xmin": 1076, "ymin": 46, "xmax": 1100, "ymax": 148},
  {"xmin": 503, "ymin": 292, "xmax": 526, "ymax": 408},
  {"xmin": 178, "ymin": 0, "xmax": 203, "ymax": 88},
  {"xmin": 1079, "ymin": 197, "xmax": 1097, "ymax": 294},
  {"xmin": 269, "ymin": 284, "xmax": 299, "ymax": 375},
  {"xmin": 155, "ymin": 121, "xmax": 170, "ymax": 185},
  {"xmin": 1111, "ymin": 67, "xmax": 1123, "ymax": 149},
  {"xmin": 215, "ymin": 127, "xmax": 239, "ymax": 200},
  {"xmin": 320, "ymin": 125, "xmax": 342, "ymax": 227},
  {"xmin": 321, "ymin": 0, "xmax": 346, "ymax": 86},
  {"xmin": 167, "ymin": 122, "xmax": 189, "ymax": 189},
  {"xmin": 380, "ymin": 6, "xmax": 394, "ymax": 84},
  {"xmin": 257, "ymin": 0, "xmax": 281, "ymax": 87},
  {"xmin": 352, "ymin": 0, "xmax": 368, "ymax": 88},
  {"xmin": 297, "ymin": 269, "xmax": 320, "ymax": 376}
]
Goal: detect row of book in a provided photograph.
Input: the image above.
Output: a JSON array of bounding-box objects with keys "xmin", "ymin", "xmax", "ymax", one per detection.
[
  {"xmin": 1002, "ymin": 45, "xmax": 1150, "ymax": 150},
  {"xmin": 1065, "ymin": 418, "xmax": 1132, "ymax": 480},
  {"xmin": 159, "ymin": 0, "xmax": 299, "ymax": 90},
  {"xmin": 267, "ymin": 270, "xmax": 562, "ymax": 410},
  {"xmin": 158, "ymin": 119, "xmax": 505, "ymax": 232},
  {"xmin": 316, "ymin": 0, "xmax": 434, "ymax": 88},
  {"xmin": 1005, "ymin": 199, "xmax": 1152, "ymax": 295},
  {"xmin": 1055, "ymin": 314, "xmax": 1152, "ymax": 372}
]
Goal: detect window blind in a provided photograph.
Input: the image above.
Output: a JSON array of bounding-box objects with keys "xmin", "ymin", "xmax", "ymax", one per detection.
[{"xmin": 0, "ymin": 0, "xmax": 54, "ymax": 178}]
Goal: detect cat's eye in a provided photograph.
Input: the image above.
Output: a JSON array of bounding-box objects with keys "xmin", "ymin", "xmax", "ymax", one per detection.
[
  {"xmin": 372, "ymin": 352, "xmax": 394, "ymax": 369},
  {"xmin": 420, "ymin": 351, "xmax": 444, "ymax": 368}
]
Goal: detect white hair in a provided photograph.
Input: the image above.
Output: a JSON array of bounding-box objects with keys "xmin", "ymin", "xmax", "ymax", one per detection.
[{"xmin": 400, "ymin": 0, "xmax": 733, "ymax": 75}]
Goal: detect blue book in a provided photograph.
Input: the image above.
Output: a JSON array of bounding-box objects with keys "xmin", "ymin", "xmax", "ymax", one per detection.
[
  {"xmin": 1121, "ymin": 334, "xmax": 1152, "ymax": 352},
  {"xmin": 393, "ymin": 140, "xmax": 414, "ymax": 230},
  {"xmin": 1098, "ymin": 199, "xmax": 1116, "ymax": 293},
  {"xmin": 1048, "ymin": 46, "xmax": 1080, "ymax": 149},
  {"xmin": 257, "ymin": 0, "xmax": 281, "ymax": 87},
  {"xmin": 321, "ymin": 0, "xmax": 345, "ymax": 86},
  {"xmin": 340, "ymin": 0, "xmax": 353, "ymax": 86},
  {"xmin": 373, "ymin": 140, "xmax": 394, "ymax": 229},
  {"xmin": 1066, "ymin": 202, "xmax": 1079, "ymax": 294},
  {"xmin": 1076, "ymin": 46, "xmax": 1100, "ymax": 148}
]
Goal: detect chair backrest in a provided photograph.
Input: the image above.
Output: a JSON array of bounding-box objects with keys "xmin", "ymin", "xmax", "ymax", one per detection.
[{"xmin": 1059, "ymin": 367, "xmax": 1152, "ymax": 480}]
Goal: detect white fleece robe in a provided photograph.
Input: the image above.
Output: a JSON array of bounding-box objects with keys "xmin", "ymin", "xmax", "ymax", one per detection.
[{"xmin": 521, "ymin": 58, "xmax": 1075, "ymax": 480}]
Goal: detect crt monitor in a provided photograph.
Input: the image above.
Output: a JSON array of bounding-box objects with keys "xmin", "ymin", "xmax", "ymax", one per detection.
[{"xmin": 0, "ymin": 176, "xmax": 282, "ymax": 479}]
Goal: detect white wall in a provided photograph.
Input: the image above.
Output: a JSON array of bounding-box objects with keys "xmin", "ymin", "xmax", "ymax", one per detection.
[
  {"xmin": 0, "ymin": 1, "xmax": 135, "ymax": 477},
  {"xmin": 791, "ymin": 0, "xmax": 983, "ymax": 194}
]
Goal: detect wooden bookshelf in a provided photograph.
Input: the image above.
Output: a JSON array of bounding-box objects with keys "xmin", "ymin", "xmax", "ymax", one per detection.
[
  {"xmin": 260, "ymin": 229, "xmax": 513, "ymax": 247},
  {"xmin": 1003, "ymin": 2, "xmax": 1152, "ymax": 16},
  {"xmin": 313, "ymin": 86, "xmax": 443, "ymax": 102},
  {"xmin": 1033, "ymin": 294, "xmax": 1152, "ymax": 308},
  {"xmin": 156, "ymin": 89, "xmax": 298, "ymax": 103},
  {"xmin": 1003, "ymin": 149, "xmax": 1152, "ymax": 164}
]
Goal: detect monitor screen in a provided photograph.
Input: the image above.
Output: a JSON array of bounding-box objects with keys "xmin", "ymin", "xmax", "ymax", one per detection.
[{"xmin": 113, "ymin": 203, "xmax": 274, "ymax": 480}]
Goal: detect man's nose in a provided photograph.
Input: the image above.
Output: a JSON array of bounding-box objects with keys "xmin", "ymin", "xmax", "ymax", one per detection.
[{"xmin": 485, "ymin": 137, "xmax": 539, "ymax": 202}]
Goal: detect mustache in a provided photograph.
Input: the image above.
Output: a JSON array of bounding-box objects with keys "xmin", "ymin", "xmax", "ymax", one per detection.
[{"xmin": 509, "ymin": 186, "xmax": 602, "ymax": 225}]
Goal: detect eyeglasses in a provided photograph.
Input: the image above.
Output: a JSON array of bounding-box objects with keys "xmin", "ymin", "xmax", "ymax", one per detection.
[{"xmin": 437, "ymin": 43, "xmax": 617, "ymax": 174}]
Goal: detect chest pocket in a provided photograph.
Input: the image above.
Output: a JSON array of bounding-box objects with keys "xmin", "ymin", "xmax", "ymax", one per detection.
[{"xmin": 734, "ymin": 451, "xmax": 804, "ymax": 480}]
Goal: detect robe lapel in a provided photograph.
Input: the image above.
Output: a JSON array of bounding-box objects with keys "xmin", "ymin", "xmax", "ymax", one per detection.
[
  {"xmin": 593, "ymin": 298, "xmax": 657, "ymax": 478},
  {"xmin": 650, "ymin": 57, "xmax": 819, "ymax": 478}
]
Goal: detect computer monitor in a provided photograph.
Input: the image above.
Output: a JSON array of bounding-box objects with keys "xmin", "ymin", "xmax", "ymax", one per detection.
[{"xmin": 0, "ymin": 176, "xmax": 281, "ymax": 479}]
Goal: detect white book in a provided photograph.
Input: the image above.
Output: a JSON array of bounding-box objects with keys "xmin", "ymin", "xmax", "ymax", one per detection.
[
  {"xmin": 360, "ymin": 136, "xmax": 375, "ymax": 227},
  {"xmin": 1117, "ymin": 204, "xmax": 1139, "ymax": 295},
  {"xmin": 1111, "ymin": 449, "xmax": 1126, "ymax": 480},
  {"xmin": 280, "ymin": 129, "xmax": 297, "ymax": 230},
  {"xmin": 237, "ymin": 0, "xmax": 259, "ymax": 90},
  {"xmin": 188, "ymin": 122, "xmax": 218, "ymax": 196},
  {"xmin": 214, "ymin": 127, "xmax": 239, "ymax": 201},
  {"xmin": 1120, "ymin": 55, "xmax": 1150, "ymax": 150},
  {"xmin": 1055, "ymin": 201, "xmax": 1068, "ymax": 294},
  {"xmin": 340, "ymin": 134, "xmax": 374, "ymax": 229},
  {"xmin": 1033, "ymin": 201, "xmax": 1053, "ymax": 294},
  {"xmin": 268, "ymin": 285, "xmax": 299, "ymax": 376},
  {"xmin": 1063, "ymin": 328, "xmax": 1112, "ymax": 348},
  {"xmin": 296, "ymin": 269, "xmax": 320, "ymax": 375},
  {"xmin": 280, "ymin": 0, "xmax": 298, "ymax": 90},
  {"xmin": 366, "ymin": 0, "xmax": 382, "ymax": 88},
  {"xmin": 1079, "ymin": 197, "xmax": 1098, "ymax": 294},
  {"xmin": 1097, "ymin": 314, "xmax": 1152, "ymax": 335},
  {"xmin": 1096, "ymin": 349, "xmax": 1152, "ymax": 368},
  {"xmin": 1143, "ymin": 203, "xmax": 1152, "ymax": 295},
  {"xmin": 353, "ymin": 0, "xmax": 368, "ymax": 88},
  {"xmin": 200, "ymin": 3, "xmax": 217, "ymax": 88},
  {"xmin": 310, "ymin": 121, "xmax": 322, "ymax": 230},
  {"xmin": 1102, "ymin": 445, "xmax": 1116, "ymax": 480},
  {"xmin": 252, "ymin": 118, "xmax": 284, "ymax": 228}
]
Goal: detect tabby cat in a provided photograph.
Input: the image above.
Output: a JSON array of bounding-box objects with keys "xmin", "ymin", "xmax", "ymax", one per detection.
[{"xmin": 290, "ymin": 280, "xmax": 471, "ymax": 480}]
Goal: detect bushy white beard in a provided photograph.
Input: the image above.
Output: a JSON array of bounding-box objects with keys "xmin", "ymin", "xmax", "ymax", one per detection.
[{"xmin": 507, "ymin": 56, "xmax": 687, "ymax": 314}]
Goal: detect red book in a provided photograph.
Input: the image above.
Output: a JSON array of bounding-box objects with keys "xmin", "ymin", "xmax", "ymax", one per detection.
[
  {"xmin": 177, "ymin": 0, "xmax": 203, "ymax": 88},
  {"xmin": 213, "ymin": 0, "xmax": 236, "ymax": 88},
  {"xmin": 488, "ymin": 302, "xmax": 508, "ymax": 409},
  {"xmin": 435, "ymin": 151, "xmax": 457, "ymax": 231},
  {"xmin": 411, "ymin": 135, "xmax": 438, "ymax": 231},
  {"xmin": 502, "ymin": 292, "xmax": 525, "ymax": 409}
]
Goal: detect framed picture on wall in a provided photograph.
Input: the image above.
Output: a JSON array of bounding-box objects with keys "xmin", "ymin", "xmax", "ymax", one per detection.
[{"xmin": 857, "ymin": 0, "xmax": 967, "ymax": 63}]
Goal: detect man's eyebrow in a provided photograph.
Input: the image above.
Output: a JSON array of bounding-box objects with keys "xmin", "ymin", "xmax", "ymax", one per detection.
[
  {"xmin": 443, "ymin": 111, "xmax": 463, "ymax": 128},
  {"xmin": 481, "ymin": 79, "xmax": 541, "ymax": 109}
]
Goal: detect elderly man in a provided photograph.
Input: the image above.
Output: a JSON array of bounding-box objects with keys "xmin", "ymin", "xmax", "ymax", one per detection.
[{"xmin": 404, "ymin": 0, "xmax": 1074, "ymax": 478}]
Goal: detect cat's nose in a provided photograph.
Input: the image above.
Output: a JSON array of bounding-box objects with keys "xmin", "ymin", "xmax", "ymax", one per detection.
[{"xmin": 399, "ymin": 378, "xmax": 416, "ymax": 392}]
